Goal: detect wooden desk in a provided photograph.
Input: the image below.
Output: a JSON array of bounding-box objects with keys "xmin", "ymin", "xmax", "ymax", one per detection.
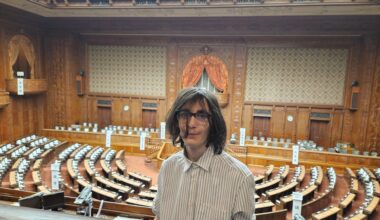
[
  {"xmin": 101, "ymin": 149, "xmax": 111, "ymax": 160},
  {"xmin": 126, "ymin": 197, "xmax": 154, "ymax": 207},
  {"xmin": 297, "ymin": 165, "xmax": 306, "ymax": 183},
  {"xmin": 66, "ymin": 159, "xmax": 77, "ymax": 179},
  {"xmin": 128, "ymin": 172, "xmax": 152, "ymax": 186},
  {"xmin": 40, "ymin": 149, "xmax": 52, "ymax": 158},
  {"xmin": 112, "ymin": 172, "xmax": 144, "ymax": 189},
  {"xmin": 37, "ymin": 185, "xmax": 51, "ymax": 193},
  {"xmin": 311, "ymin": 206, "xmax": 340, "ymax": 220},
  {"xmin": 372, "ymin": 180, "xmax": 380, "ymax": 197},
  {"xmin": 9, "ymin": 171, "xmax": 17, "ymax": 188},
  {"xmin": 32, "ymin": 158, "xmax": 42, "ymax": 171},
  {"xmin": 69, "ymin": 145, "xmax": 86, "ymax": 159},
  {"xmin": 100, "ymin": 160, "xmax": 112, "ymax": 176},
  {"xmin": 315, "ymin": 166, "xmax": 323, "ymax": 186},
  {"xmin": 32, "ymin": 171, "xmax": 42, "ymax": 186},
  {"xmin": 95, "ymin": 175, "xmax": 133, "ymax": 195},
  {"xmin": 256, "ymin": 178, "xmax": 281, "ymax": 195},
  {"xmin": 347, "ymin": 212, "xmax": 367, "ymax": 220},
  {"xmin": 363, "ymin": 196, "xmax": 379, "ymax": 215},
  {"xmin": 116, "ymin": 160, "xmax": 127, "ymax": 175},
  {"xmin": 256, "ymin": 209, "xmax": 287, "ymax": 220},
  {"xmin": 279, "ymin": 165, "xmax": 289, "ymax": 182},
  {"xmin": 23, "ymin": 147, "xmax": 37, "ymax": 158},
  {"xmin": 138, "ymin": 191, "xmax": 156, "ymax": 200},
  {"xmin": 350, "ymin": 179, "xmax": 359, "ymax": 194},
  {"xmin": 84, "ymin": 159, "xmax": 96, "ymax": 182},
  {"xmin": 279, "ymin": 184, "xmax": 317, "ymax": 209},
  {"xmin": 149, "ymin": 185, "xmax": 157, "ymax": 192},
  {"xmin": 254, "ymin": 175, "xmax": 264, "ymax": 184},
  {"xmin": 116, "ymin": 150, "xmax": 125, "ymax": 160},
  {"xmin": 92, "ymin": 185, "xmax": 120, "ymax": 201},
  {"xmin": 11, "ymin": 158, "xmax": 23, "ymax": 171},
  {"xmin": 363, "ymin": 167, "xmax": 376, "ymax": 180},
  {"xmin": 255, "ymin": 200, "xmax": 274, "ymax": 213},
  {"xmin": 265, "ymin": 165, "xmax": 274, "ymax": 180},
  {"xmin": 345, "ymin": 167, "xmax": 357, "ymax": 179},
  {"xmin": 85, "ymin": 146, "xmax": 101, "ymax": 159},
  {"xmin": 265, "ymin": 181, "xmax": 298, "ymax": 202},
  {"xmin": 339, "ymin": 193, "xmax": 355, "ymax": 209}
]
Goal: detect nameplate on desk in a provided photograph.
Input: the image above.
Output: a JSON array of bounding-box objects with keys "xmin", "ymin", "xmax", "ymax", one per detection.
[
  {"xmin": 51, "ymin": 163, "xmax": 60, "ymax": 190},
  {"xmin": 140, "ymin": 132, "xmax": 146, "ymax": 150},
  {"xmin": 239, "ymin": 128, "xmax": 246, "ymax": 146},
  {"xmin": 17, "ymin": 78, "xmax": 24, "ymax": 95},
  {"xmin": 292, "ymin": 191, "xmax": 303, "ymax": 219},
  {"xmin": 292, "ymin": 145, "xmax": 300, "ymax": 165},
  {"xmin": 160, "ymin": 122, "xmax": 166, "ymax": 139},
  {"xmin": 106, "ymin": 130, "xmax": 112, "ymax": 148}
]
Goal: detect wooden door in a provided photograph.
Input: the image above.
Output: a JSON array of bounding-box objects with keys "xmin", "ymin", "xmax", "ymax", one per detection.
[
  {"xmin": 252, "ymin": 116, "xmax": 271, "ymax": 138},
  {"xmin": 97, "ymin": 106, "xmax": 112, "ymax": 129},
  {"xmin": 309, "ymin": 120, "xmax": 330, "ymax": 147},
  {"xmin": 142, "ymin": 109, "xmax": 157, "ymax": 129}
]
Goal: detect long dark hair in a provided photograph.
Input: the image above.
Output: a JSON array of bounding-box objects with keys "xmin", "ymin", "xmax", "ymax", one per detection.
[{"xmin": 166, "ymin": 87, "xmax": 226, "ymax": 154}]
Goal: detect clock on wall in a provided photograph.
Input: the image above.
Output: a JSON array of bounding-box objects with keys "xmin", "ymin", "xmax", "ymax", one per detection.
[{"xmin": 287, "ymin": 115, "xmax": 294, "ymax": 122}]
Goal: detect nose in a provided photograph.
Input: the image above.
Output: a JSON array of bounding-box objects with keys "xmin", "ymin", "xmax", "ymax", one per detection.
[{"xmin": 187, "ymin": 114, "xmax": 197, "ymax": 127}]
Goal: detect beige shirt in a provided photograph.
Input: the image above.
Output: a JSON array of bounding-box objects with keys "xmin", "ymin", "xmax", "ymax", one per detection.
[{"xmin": 153, "ymin": 146, "xmax": 255, "ymax": 220}]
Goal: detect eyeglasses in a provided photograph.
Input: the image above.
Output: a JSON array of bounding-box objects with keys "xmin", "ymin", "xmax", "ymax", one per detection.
[{"xmin": 177, "ymin": 110, "xmax": 211, "ymax": 123}]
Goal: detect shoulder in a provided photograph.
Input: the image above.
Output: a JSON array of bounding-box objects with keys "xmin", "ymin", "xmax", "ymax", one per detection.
[
  {"xmin": 215, "ymin": 151, "xmax": 253, "ymax": 178},
  {"xmin": 160, "ymin": 150, "xmax": 185, "ymax": 169}
]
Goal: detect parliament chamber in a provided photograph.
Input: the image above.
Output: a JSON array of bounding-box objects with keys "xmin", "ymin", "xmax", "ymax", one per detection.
[{"xmin": 0, "ymin": 0, "xmax": 380, "ymax": 219}]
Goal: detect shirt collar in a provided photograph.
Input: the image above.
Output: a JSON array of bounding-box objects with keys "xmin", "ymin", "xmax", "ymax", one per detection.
[{"xmin": 181, "ymin": 146, "xmax": 214, "ymax": 173}]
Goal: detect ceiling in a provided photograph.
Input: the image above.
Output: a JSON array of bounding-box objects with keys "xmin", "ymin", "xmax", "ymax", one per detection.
[{"xmin": 0, "ymin": 0, "xmax": 379, "ymax": 17}]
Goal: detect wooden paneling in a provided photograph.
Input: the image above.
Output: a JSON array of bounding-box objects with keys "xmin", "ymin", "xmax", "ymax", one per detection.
[
  {"xmin": 284, "ymin": 108, "xmax": 296, "ymax": 140},
  {"xmin": 97, "ymin": 106, "xmax": 112, "ymax": 128},
  {"xmin": 0, "ymin": 7, "xmax": 379, "ymax": 156},
  {"xmin": 142, "ymin": 109, "xmax": 157, "ymax": 129},
  {"xmin": 296, "ymin": 108, "xmax": 310, "ymax": 141},
  {"xmin": 253, "ymin": 117, "xmax": 271, "ymax": 138},
  {"xmin": 241, "ymin": 105, "xmax": 253, "ymax": 136},
  {"xmin": 309, "ymin": 120, "xmax": 330, "ymax": 148},
  {"xmin": 0, "ymin": 14, "xmax": 45, "ymax": 143},
  {"xmin": 271, "ymin": 107, "xmax": 285, "ymax": 138}
]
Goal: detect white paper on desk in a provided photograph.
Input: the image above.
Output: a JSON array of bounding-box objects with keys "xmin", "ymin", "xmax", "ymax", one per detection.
[
  {"xmin": 17, "ymin": 78, "xmax": 24, "ymax": 95},
  {"xmin": 239, "ymin": 128, "xmax": 246, "ymax": 146},
  {"xmin": 292, "ymin": 145, "xmax": 300, "ymax": 165},
  {"xmin": 51, "ymin": 163, "xmax": 60, "ymax": 190},
  {"xmin": 106, "ymin": 130, "xmax": 112, "ymax": 148},
  {"xmin": 160, "ymin": 122, "xmax": 166, "ymax": 139},
  {"xmin": 292, "ymin": 191, "xmax": 303, "ymax": 219},
  {"xmin": 140, "ymin": 132, "xmax": 146, "ymax": 150}
]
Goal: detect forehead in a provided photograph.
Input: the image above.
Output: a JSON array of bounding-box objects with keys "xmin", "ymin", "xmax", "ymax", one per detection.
[{"xmin": 180, "ymin": 99, "xmax": 210, "ymax": 112}]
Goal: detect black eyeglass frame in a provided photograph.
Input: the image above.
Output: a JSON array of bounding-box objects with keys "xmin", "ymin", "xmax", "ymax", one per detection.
[{"xmin": 176, "ymin": 110, "xmax": 211, "ymax": 123}]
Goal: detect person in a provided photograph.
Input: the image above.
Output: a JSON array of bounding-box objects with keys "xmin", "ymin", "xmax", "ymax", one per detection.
[{"xmin": 152, "ymin": 87, "xmax": 255, "ymax": 220}]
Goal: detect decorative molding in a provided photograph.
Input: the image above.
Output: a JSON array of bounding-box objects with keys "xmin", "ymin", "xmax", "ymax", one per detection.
[
  {"xmin": 367, "ymin": 38, "xmax": 380, "ymax": 153},
  {"xmin": 231, "ymin": 46, "xmax": 246, "ymax": 134},
  {"xmin": 46, "ymin": 36, "xmax": 67, "ymax": 127}
]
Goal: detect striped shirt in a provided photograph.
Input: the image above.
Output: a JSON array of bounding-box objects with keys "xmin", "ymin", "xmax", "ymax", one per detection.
[{"xmin": 153, "ymin": 146, "xmax": 255, "ymax": 220}]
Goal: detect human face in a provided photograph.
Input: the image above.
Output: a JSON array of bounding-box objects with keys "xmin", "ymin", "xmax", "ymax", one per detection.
[{"xmin": 178, "ymin": 101, "xmax": 210, "ymax": 152}]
